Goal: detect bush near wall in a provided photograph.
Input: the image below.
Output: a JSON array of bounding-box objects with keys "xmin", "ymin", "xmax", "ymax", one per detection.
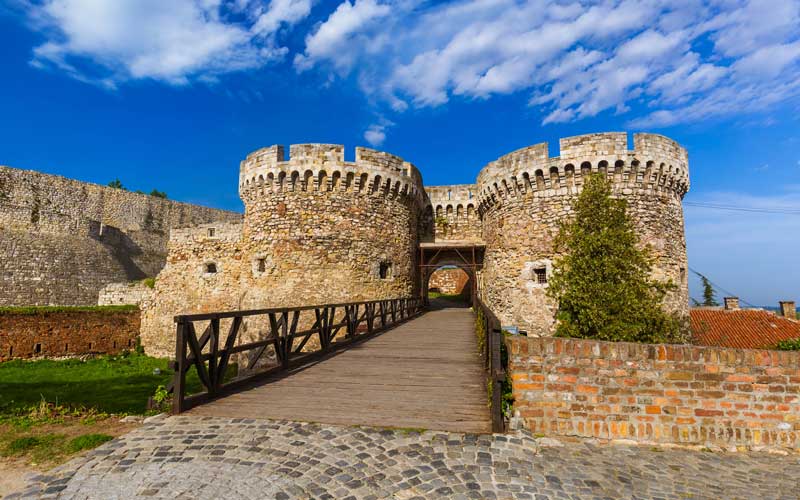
[
  {"xmin": 507, "ymin": 336, "xmax": 800, "ymax": 450},
  {"xmin": 0, "ymin": 306, "xmax": 140, "ymax": 361}
]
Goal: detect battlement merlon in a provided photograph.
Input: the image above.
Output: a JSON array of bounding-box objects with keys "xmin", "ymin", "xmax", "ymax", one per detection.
[
  {"xmin": 475, "ymin": 132, "xmax": 690, "ymax": 199},
  {"xmin": 424, "ymin": 184, "xmax": 479, "ymax": 205},
  {"xmin": 238, "ymin": 144, "xmax": 427, "ymax": 207}
]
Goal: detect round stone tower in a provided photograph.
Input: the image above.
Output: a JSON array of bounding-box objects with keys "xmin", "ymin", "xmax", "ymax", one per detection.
[
  {"xmin": 236, "ymin": 144, "xmax": 426, "ymax": 309},
  {"xmin": 476, "ymin": 132, "xmax": 690, "ymax": 335}
]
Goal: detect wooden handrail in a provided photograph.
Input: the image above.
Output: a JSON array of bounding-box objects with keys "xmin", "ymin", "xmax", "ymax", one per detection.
[
  {"xmin": 474, "ymin": 296, "xmax": 507, "ymax": 433},
  {"xmin": 169, "ymin": 297, "xmax": 423, "ymax": 413}
]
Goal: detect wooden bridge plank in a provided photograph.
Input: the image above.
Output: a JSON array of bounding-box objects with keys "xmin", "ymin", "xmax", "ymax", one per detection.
[{"xmin": 187, "ymin": 304, "xmax": 492, "ymax": 433}]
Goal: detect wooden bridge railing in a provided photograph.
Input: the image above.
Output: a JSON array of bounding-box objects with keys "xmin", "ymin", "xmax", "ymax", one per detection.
[
  {"xmin": 474, "ymin": 297, "xmax": 507, "ymax": 433},
  {"xmin": 168, "ymin": 297, "xmax": 423, "ymax": 413}
]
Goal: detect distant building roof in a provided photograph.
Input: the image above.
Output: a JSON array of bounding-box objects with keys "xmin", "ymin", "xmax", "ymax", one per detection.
[{"xmin": 690, "ymin": 308, "xmax": 800, "ymax": 349}]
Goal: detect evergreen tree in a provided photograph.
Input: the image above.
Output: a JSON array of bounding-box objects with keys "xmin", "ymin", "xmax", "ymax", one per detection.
[
  {"xmin": 546, "ymin": 174, "xmax": 683, "ymax": 343},
  {"xmin": 696, "ymin": 273, "xmax": 719, "ymax": 306},
  {"xmin": 149, "ymin": 189, "xmax": 167, "ymax": 199},
  {"xmin": 108, "ymin": 179, "xmax": 125, "ymax": 190}
]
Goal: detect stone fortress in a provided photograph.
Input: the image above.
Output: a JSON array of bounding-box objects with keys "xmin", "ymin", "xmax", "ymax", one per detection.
[{"xmin": 137, "ymin": 132, "xmax": 690, "ymax": 355}]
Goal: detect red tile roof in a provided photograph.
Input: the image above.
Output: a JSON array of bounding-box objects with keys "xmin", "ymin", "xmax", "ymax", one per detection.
[{"xmin": 690, "ymin": 308, "xmax": 800, "ymax": 350}]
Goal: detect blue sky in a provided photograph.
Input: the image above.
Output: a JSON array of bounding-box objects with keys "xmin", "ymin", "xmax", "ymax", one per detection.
[{"xmin": 1, "ymin": 0, "xmax": 799, "ymax": 306}]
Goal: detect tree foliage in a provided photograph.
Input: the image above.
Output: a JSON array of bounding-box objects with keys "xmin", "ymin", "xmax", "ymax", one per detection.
[
  {"xmin": 107, "ymin": 179, "xmax": 125, "ymax": 190},
  {"xmin": 546, "ymin": 174, "xmax": 684, "ymax": 343},
  {"xmin": 149, "ymin": 189, "xmax": 167, "ymax": 199},
  {"xmin": 697, "ymin": 273, "xmax": 719, "ymax": 306}
]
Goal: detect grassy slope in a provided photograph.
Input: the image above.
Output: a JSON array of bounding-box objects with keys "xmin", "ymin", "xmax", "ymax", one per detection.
[{"xmin": 0, "ymin": 353, "xmax": 200, "ymax": 415}]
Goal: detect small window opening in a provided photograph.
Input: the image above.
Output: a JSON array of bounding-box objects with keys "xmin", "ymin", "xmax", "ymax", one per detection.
[
  {"xmin": 9, "ymin": 346, "xmax": 13, "ymax": 357},
  {"xmin": 207, "ymin": 227, "xmax": 216, "ymax": 237},
  {"xmin": 680, "ymin": 267, "xmax": 686, "ymax": 282},
  {"xmin": 533, "ymin": 267, "xmax": 547, "ymax": 284},
  {"xmin": 65, "ymin": 343, "xmax": 69, "ymax": 352},
  {"xmin": 257, "ymin": 258, "xmax": 266, "ymax": 273},
  {"xmin": 128, "ymin": 339, "xmax": 133, "ymax": 347},
  {"xmin": 34, "ymin": 343, "xmax": 42, "ymax": 354},
  {"xmin": 113, "ymin": 341, "xmax": 117, "ymax": 349},
  {"xmin": 379, "ymin": 261, "xmax": 393, "ymax": 279},
  {"xmin": 205, "ymin": 263, "xmax": 217, "ymax": 274},
  {"xmin": 88, "ymin": 342, "xmax": 93, "ymax": 351}
]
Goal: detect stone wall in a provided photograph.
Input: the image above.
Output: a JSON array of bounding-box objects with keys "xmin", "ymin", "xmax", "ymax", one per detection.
[
  {"xmin": 0, "ymin": 309, "xmax": 140, "ymax": 360},
  {"xmin": 507, "ymin": 336, "xmax": 800, "ymax": 450},
  {"xmin": 425, "ymin": 185, "xmax": 482, "ymax": 243},
  {"xmin": 140, "ymin": 145, "xmax": 427, "ymax": 357},
  {"xmin": 0, "ymin": 165, "xmax": 241, "ymax": 306},
  {"xmin": 477, "ymin": 133, "xmax": 689, "ymax": 336},
  {"xmin": 428, "ymin": 268, "xmax": 470, "ymax": 295},
  {"xmin": 98, "ymin": 282, "xmax": 154, "ymax": 306}
]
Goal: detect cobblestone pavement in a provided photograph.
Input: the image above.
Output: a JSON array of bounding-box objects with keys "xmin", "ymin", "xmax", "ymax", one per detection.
[{"xmin": 8, "ymin": 416, "xmax": 800, "ymax": 499}]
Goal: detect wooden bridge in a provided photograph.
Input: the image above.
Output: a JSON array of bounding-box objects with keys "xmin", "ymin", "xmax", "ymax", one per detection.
[{"xmin": 168, "ymin": 297, "xmax": 505, "ymax": 433}]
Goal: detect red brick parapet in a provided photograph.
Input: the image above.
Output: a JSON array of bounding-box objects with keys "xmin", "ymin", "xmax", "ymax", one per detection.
[
  {"xmin": 506, "ymin": 336, "xmax": 800, "ymax": 449},
  {"xmin": 0, "ymin": 309, "xmax": 140, "ymax": 360}
]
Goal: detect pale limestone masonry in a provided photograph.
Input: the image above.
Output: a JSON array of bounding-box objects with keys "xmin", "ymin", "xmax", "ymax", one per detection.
[
  {"xmin": 97, "ymin": 282, "xmax": 154, "ymax": 306},
  {"xmin": 477, "ymin": 132, "xmax": 690, "ymax": 336},
  {"xmin": 132, "ymin": 132, "xmax": 689, "ymax": 354},
  {"xmin": 0, "ymin": 166, "xmax": 240, "ymax": 306}
]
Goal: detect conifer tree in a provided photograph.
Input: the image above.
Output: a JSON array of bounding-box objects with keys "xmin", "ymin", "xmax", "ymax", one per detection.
[
  {"xmin": 697, "ymin": 273, "xmax": 719, "ymax": 307},
  {"xmin": 546, "ymin": 174, "xmax": 683, "ymax": 343}
]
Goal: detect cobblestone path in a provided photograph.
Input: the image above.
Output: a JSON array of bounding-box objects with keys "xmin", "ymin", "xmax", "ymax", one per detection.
[{"xmin": 9, "ymin": 416, "xmax": 799, "ymax": 499}]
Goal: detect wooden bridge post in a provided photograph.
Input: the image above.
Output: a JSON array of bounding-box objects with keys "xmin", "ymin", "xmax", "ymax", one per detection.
[{"xmin": 172, "ymin": 319, "xmax": 188, "ymax": 414}]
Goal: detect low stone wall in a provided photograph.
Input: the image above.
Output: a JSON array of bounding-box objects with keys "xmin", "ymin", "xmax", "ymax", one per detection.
[
  {"xmin": 0, "ymin": 309, "xmax": 140, "ymax": 361},
  {"xmin": 507, "ymin": 336, "xmax": 800, "ymax": 450},
  {"xmin": 428, "ymin": 268, "xmax": 469, "ymax": 295},
  {"xmin": 98, "ymin": 282, "xmax": 154, "ymax": 306}
]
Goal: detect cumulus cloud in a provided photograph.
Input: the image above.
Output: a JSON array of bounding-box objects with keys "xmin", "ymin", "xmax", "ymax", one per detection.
[
  {"xmin": 25, "ymin": 0, "xmax": 312, "ymax": 86},
  {"xmin": 296, "ymin": 0, "xmax": 800, "ymax": 130}
]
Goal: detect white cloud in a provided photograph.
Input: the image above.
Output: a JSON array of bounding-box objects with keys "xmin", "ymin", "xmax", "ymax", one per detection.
[
  {"xmin": 296, "ymin": 0, "xmax": 800, "ymax": 130},
  {"xmin": 25, "ymin": 0, "xmax": 311, "ymax": 86},
  {"xmin": 363, "ymin": 117, "xmax": 394, "ymax": 146}
]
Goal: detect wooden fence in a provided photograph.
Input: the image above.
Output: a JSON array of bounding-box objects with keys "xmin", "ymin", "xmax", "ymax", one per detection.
[
  {"xmin": 168, "ymin": 297, "xmax": 423, "ymax": 413},
  {"xmin": 474, "ymin": 297, "xmax": 507, "ymax": 433}
]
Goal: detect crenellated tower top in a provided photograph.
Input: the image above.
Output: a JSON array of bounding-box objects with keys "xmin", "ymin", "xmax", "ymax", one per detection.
[
  {"xmin": 476, "ymin": 132, "xmax": 689, "ymax": 212},
  {"xmin": 238, "ymin": 144, "xmax": 425, "ymax": 208}
]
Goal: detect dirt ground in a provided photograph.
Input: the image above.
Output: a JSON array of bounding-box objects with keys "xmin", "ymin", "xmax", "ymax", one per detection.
[{"xmin": 0, "ymin": 417, "xmax": 139, "ymax": 498}]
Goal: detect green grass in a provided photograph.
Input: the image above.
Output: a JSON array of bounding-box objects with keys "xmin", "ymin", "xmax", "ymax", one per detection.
[
  {"xmin": 0, "ymin": 305, "xmax": 138, "ymax": 316},
  {"xmin": 66, "ymin": 433, "xmax": 113, "ymax": 453},
  {"xmin": 428, "ymin": 291, "xmax": 469, "ymax": 303},
  {"xmin": 0, "ymin": 352, "xmax": 203, "ymax": 416}
]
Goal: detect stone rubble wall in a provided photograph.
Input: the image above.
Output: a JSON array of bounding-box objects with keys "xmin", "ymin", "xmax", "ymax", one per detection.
[
  {"xmin": 97, "ymin": 282, "xmax": 155, "ymax": 306},
  {"xmin": 140, "ymin": 145, "xmax": 426, "ymax": 357},
  {"xmin": 428, "ymin": 268, "xmax": 470, "ymax": 295},
  {"xmin": 0, "ymin": 309, "xmax": 140, "ymax": 361},
  {"xmin": 507, "ymin": 336, "xmax": 800, "ymax": 450},
  {"xmin": 425, "ymin": 185, "xmax": 482, "ymax": 243},
  {"xmin": 0, "ymin": 165, "xmax": 241, "ymax": 306},
  {"xmin": 477, "ymin": 133, "xmax": 689, "ymax": 337}
]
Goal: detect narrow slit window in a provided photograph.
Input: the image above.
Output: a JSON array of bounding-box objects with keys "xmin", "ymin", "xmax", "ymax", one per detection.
[
  {"xmin": 534, "ymin": 267, "xmax": 547, "ymax": 284},
  {"xmin": 379, "ymin": 261, "xmax": 393, "ymax": 279},
  {"xmin": 207, "ymin": 227, "xmax": 216, "ymax": 237},
  {"xmin": 34, "ymin": 343, "xmax": 42, "ymax": 354},
  {"xmin": 205, "ymin": 263, "xmax": 217, "ymax": 274},
  {"xmin": 257, "ymin": 258, "xmax": 266, "ymax": 273}
]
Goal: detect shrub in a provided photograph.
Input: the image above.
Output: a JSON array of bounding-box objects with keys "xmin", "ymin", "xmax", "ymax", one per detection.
[
  {"xmin": 547, "ymin": 174, "xmax": 684, "ymax": 344},
  {"xmin": 775, "ymin": 338, "xmax": 800, "ymax": 351}
]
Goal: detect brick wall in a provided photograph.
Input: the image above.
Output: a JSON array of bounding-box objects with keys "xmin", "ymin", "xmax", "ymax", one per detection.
[
  {"xmin": 507, "ymin": 336, "xmax": 800, "ymax": 449},
  {"xmin": 428, "ymin": 268, "xmax": 470, "ymax": 295},
  {"xmin": 0, "ymin": 309, "xmax": 140, "ymax": 360}
]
